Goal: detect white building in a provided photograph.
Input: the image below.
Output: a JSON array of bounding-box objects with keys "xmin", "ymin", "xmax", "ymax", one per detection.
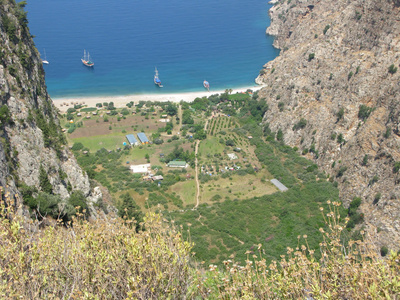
[{"xmin": 130, "ymin": 164, "xmax": 151, "ymax": 174}]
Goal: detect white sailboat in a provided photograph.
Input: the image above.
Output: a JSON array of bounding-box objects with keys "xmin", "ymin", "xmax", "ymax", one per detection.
[
  {"xmin": 42, "ymin": 48, "xmax": 49, "ymax": 65},
  {"xmin": 81, "ymin": 49, "xmax": 94, "ymax": 67}
]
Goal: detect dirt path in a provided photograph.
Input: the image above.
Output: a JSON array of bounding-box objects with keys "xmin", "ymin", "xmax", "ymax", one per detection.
[
  {"xmin": 194, "ymin": 140, "xmax": 200, "ymax": 208},
  {"xmin": 194, "ymin": 117, "xmax": 211, "ymax": 208},
  {"xmin": 174, "ymin": 104, "xmax": 182, "ymax": 136}
]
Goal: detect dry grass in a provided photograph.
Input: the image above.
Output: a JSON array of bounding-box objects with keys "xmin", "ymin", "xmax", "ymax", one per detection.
[{"xmin": 0, "ymin": 195, "xmax": 193, "ymax": 299}]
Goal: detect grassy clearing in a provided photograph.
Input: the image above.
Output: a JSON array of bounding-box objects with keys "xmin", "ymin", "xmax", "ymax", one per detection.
[
  {"xmin": 71, "ymin": 133, "xmax": 127, "ymax": 152},
  {"xmin": 169, "ymin": 180, "xmax": 196, "ymax": 206},
  {"xmin": 198, "ymin": 137, "xmax": 225, "ymax": 157},
  {"xmin": 199, "ymin": 170, "xmax": 276, "ymax": 203}
]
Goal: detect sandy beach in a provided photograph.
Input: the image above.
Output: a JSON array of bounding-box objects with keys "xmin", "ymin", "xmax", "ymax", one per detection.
[{"xmin": 52, "ymin": 85, "xmax": 264, "ymax": 113}]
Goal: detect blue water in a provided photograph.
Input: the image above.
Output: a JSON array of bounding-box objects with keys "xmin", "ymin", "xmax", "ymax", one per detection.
[{"xmin": 25, "ymin": 0, "xmax": 279, "ymax": 98}]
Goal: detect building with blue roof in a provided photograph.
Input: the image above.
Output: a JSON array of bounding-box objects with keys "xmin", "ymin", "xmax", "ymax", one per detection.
[
  {"xmin": 126, "ymin": 134, "xmax": 139, "ymax": 146},
  {"xmin": 137, "ymin": 132, "xmax": 149, "ymax": 144}
]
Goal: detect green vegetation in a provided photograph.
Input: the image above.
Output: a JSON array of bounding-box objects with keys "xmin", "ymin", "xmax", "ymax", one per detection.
[
  {"xmin": 2, "ymin": 198, "xmax": 399, "ymax": 299},
  {"xmin": 394, "ymin": 161, "xmax": 400, "ymax": 173},
  {"xmin": 346, "ymin": 196, "xmax": 363, "ymax": 229},
  {"xmin": 336, "ymin": 107, "xmax": 344, "ymax": 121},
  {"xmin": 348, "ymin": 71, "xmax": 353, "ymax": 80},
  {"xmin": 388, "ymin": 64, "xmax": 398, "ymax": 74},
  {"xmin": 118, "ymin": 192, "xmax": 144, "ymax": 232},
  {"xmin": 308, "ymin": 53, "xmax": 315, "ymax": 62},
  {"xmin": 292, "ymin": 118, "xmax": 307, "ymax": 130},
  {"xmin": 59, "ymin": 90, "xmax": 348, "ymax": 266},
  {"xmin": 323, "ymin": 24, "xmax": 330, "ymax": 34},
  {"xmin": 358, "ymin": 104, "xmax": 373, "ymax": 121}
]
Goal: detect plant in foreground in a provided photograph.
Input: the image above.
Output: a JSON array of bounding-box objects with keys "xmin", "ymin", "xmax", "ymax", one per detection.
[{"xmin": 191, "ymin": 201, "xmax": 400, "ymax": 299}]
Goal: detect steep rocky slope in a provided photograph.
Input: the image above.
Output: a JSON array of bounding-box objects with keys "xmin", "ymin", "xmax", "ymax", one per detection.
[
  {"xmin": 0, "ymin": 1, "xmax": 92, "ymax": 212},
  {"xmin": 256, "ymin": 0, "xmax": 400, "ymax": 250}
]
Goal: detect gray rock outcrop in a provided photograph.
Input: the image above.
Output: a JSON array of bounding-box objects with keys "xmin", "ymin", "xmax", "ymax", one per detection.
[
  {"xmin": 0, "ymin": 1, "xmax": 90, "ymax": 208},
  {"xmin": 256, "ymin": 0, "xmax": 400, "ymax": 250}
]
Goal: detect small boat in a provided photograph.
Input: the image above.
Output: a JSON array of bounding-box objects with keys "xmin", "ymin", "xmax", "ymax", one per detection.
[
  {"xmin": 154, "ymin": 67, "xmax": 163, "ymax": 87},
  {"xmin": 42, "ymin": 48, "xmax": 49, "ymax": 65},
  {"xmin": 81, "ymin": 49, "xmax": 94, "ymax": 67},
  {"xmin": 203, "ymin": 80, "xmax": 210, "ymax": 91}
]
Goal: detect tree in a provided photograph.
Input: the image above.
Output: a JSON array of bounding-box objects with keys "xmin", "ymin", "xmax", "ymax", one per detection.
[
  {"xmin": 225, "ymin": 139, "xmax": 235, "ymax": 147},
  {"xmin": 194, "ymin": 129, "xmax": 207, "ymax": 140},
  {"xmin": 68, "ymin": 190, "xmax": 88, "ymax": 217},
  {"xmin": 166, "ymin": 103, "xmax": 178, "ymax": 116},
  {"xmin": 39, "ymin": 165, "xmax": 52, "ymax": 194},
  {"xmin": 276, "ymin": 129, "xmax": 284, "ymax": 141},
  {"xmin": 336, "ymin": 108, "xmax": 344, "ymax": 121},
  {"xmin": 358, "ymin": 105, "xmax": 373, "ymax": 121},
  {"xmin": 118, "ymin": 193, "xmax": 144, "ymax": 232}
]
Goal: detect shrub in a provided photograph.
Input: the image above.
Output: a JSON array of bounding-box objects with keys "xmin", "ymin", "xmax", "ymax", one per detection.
[
  {"xmin": 308, "ymin": 53, "xmax": 315, "ymax": 62},
  {"xmin": 393, "ymin": 161, "xmax": 400, "ymax": 173},
  {"xmin": 381, "ymin": 246, "xmax": 389, "ymax": 257},
  {"xmin": 336, "ymin": 107, "xmax": 344, "ymax": 121},
  {"xmin": 276, "ymin": 129, "xmax": 284, "ymax": 141},
  {"xmin": 71, "ymin": 142, "xmax": 84, "ymax": 151},
  {"xmin": 358, "ymin": 105, "xmax": 373, "ymax": 121},
  {"xmin": 384, "ymin": 127, "xmax": 391, "ymax": 138},
  {"xmin": 373, "ymin": 193, "xmax": 381, "ymax": 205},
  {"xmin": 323, "ymin": 24, "xmax": 330, "ymax": 34},
  {"xmin": 362, "ymin": 154, "xmax": 368, "ymax": 166},
  {"xmin": 348, "ymin": 71, "xmax": 353, "ymax": 80},
  {"xmin": 337, "ymin": 133, "xmax": 345, "ymax": 144},
  {"xmin": 336, "ymin": 166, "xmax": 347, "ymax": 177},
  {"xmin": 292, "ymin": 118, "xmax": 307, "ymax": 130},
  {"xmin": 388, "ymin": 64, "xmax": 398, "ymax": 74}
]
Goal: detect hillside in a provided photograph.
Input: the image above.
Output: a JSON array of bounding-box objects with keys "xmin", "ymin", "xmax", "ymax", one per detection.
[
  {"xmin": 0, "ymin": 1, "xmax": 98, "ymax": 219},
  {"xmin": 256, "ymin": 0, "xmax": 400, "ymax": 251}
]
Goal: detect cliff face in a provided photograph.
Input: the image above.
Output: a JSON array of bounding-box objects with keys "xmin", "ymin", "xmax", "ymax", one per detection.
[
  {"xmin": 0, "ymin": 1, "xmax": 90, "ymax": 207},
  {"xmin": 257, "ymin": 0, "xmax": 400, "ymax": 249}
]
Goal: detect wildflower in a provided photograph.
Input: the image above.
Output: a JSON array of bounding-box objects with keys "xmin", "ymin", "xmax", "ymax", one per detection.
[
  {"xmin": 319, "ymin": 228, "xmax": 324, "ymax": 233},
  {"xmin": 319, "ymin": 207, "xmax": 324, "ymax": 211},
  {"xmin": 327, "ymin": 200, "xmax": 331, "ymax": 204},
  {"xmin": 303, "ymin": 235, "xmax": 307, "ymax": 239}
]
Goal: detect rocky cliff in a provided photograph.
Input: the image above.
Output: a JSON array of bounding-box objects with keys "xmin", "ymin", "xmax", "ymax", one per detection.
[
  {"xmin": 0, "ymin": 1, "xmax": 92, "ymax": 213},
  {"xmin": 256, "ymin": 0, "xmax": 400, "ymax": 250}
]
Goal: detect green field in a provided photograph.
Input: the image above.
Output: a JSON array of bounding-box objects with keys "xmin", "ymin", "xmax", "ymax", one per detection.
[{"xmin": 71, "ymin": 133, "xmax": 127, "ymax": 152}]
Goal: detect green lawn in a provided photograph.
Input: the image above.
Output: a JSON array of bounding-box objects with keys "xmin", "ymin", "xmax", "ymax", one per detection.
[
  {"xmin": 169, "ymin": 180, "xmax": 196, "ymax": 206},
  {"xmin": 198, "ymin": 137, "xmax": 225, "ymax": 157},
  {"xmin": 71, "ymin": 133, "xmax": 127, "ymax": 152}
]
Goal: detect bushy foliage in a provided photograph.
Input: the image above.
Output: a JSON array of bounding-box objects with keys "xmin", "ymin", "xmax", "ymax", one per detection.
[
  {"xmin": 388, "ymin": 64, "xmax": 398, "ymax": 74},
  {"xmin": 191, "ymin": 202, "xmax": 400, "ymax": 299},
  {"xmin": 0, "ymin": 205, "xmax": 192, "ymax": 299},
  {"xmin": 118, "ymin": 192, "xmax": 144, "ymax": 232},
  {"xmin": 358, "ymin": 105, "xmax": 373, "ymax": 121},
  {"xmin": 292, "ymin": 118, "xmax": 307, "ymax": 130},
  {"xmin": 0, "ymin": 105, "xmax": 12, "ymax": 125}
]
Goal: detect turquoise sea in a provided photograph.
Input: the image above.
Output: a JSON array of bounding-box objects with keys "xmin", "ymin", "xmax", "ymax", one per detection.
[{"xmin": 25, "ymin": 0, "xmax": 279, "ymax": 98}]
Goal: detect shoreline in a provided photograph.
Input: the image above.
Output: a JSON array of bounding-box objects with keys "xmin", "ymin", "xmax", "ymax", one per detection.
[{"xmin": 52, "ymin": 85, "xmax": 264, "ymax": 113}]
